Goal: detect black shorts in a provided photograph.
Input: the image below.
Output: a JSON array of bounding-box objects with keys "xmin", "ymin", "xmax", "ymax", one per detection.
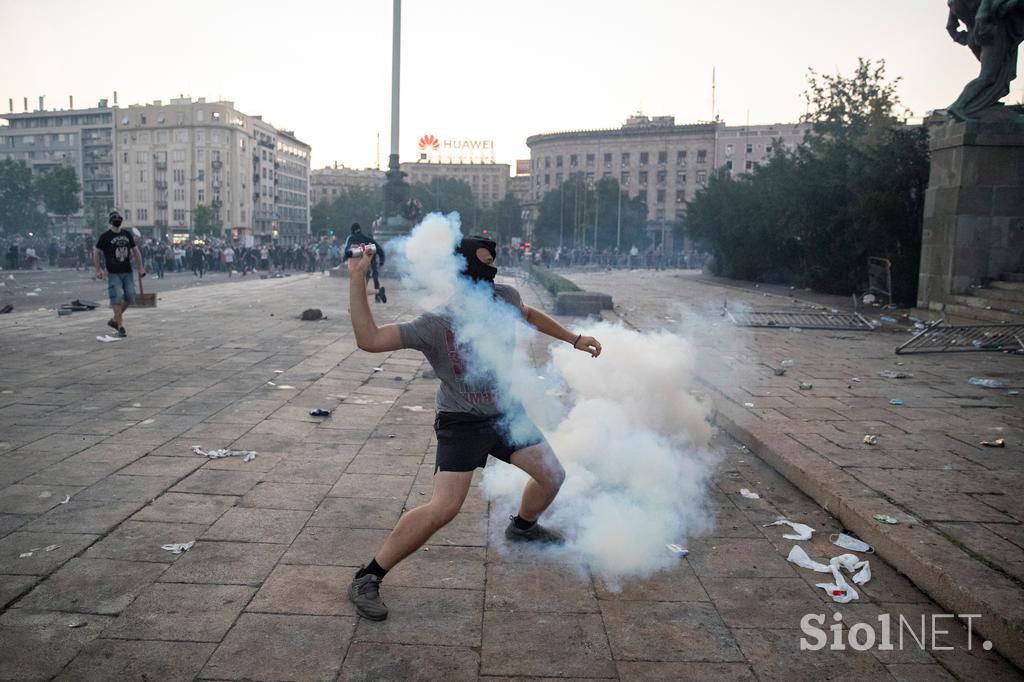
[{"xmin": 433, "ymin": 411, "xmax": 545, "ymax": 473}]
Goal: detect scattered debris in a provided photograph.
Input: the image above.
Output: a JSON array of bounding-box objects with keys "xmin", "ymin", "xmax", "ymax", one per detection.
[
  {"xmin": 743, "ymin": 402, "xmax": 755, "ymax": 408},
  {"xmin": 401, "ymin": 405, "xmax": 425, "ymax": 412},
  {"xmin": 274, "ymin": 369, "xmax": 284, "ymax": 373},
  {"xmin": 1009, "ymin": 390, "xmax": 1020, "ymax": 396},
  {"xmin": 863, "ymin": 435, "xmax": 879, "ymax": 445},
  {"xmin": 191, "ymin": 445, "xmax": 258, "ymax": 460},
  {"xmin": 95, "ymin": 335, "xmax": 122, "ymax": 343},
  {"xmin": 787, "ymin": 546, "xmax": 872, "ymax": 603},
  {"xmin": 666, "ymin": 543, "xmax": 689, "ymax": 557},
  {"xmin": 889, "ymin": 399, "xmax": 904, "ymax": 406},
  {"xmin": 267, "ymin": 381, "xmax": 276, "ymax": 386},
  {"xmin": 19, "ymin": 552, "xmax": 33, "ymax": 558},
  {"xmin": 275, "ymin": 385, "xmax": 295, "ymax": 390},
  {"xmin": 831, "ymin": 533, "xmax": 872, "ymax": 553},
  {"xmin": 373, "ymin": 367, "xmax": 384, "ymax": 372},
  {"xmin": 981, "ymin": 438, "xmax": 1006, "ymax": 448},
  {"xmin": 243, "ymin": 452, "xmax": 256, "ymax": 462},
  {"xmin": 739, "ymin": 488, "xmax": 760, "ymax": 500},
  {"xmin": 850, "ymin": 377, "xmax": 860, "ymax": 383},
  {"xmin": 774, "ymin": 359, "xmax": 795, "ymax": 376},
  {"xmin": 44, "ymin": 544, "xmax": 61, "ymax": 552},
  {"xmin": 299, "ymin": 308, "xmax": 323, "ymax": 321},
  {"xmin": 873, "ymin": 514, "xmax": 899, "ymax": 524},
  {"xmin": 967, "ymin": 377, "xmax": 1004, "ymax": 389},
  {"xmin": 0, "ymin": 304, "xmax": 12, "ymax": 314},
  {"xmin": 798, "ymin": 382, "xmax": 813, "ymax": 390},
  {"xmin": 161, "ymin": 541, "xmax": 195, "ymax": 555},
  {"xmin": 879, "ymin": 369, "xmax": 912, "ymax": 379},
  {"xmin": 880, "ymin": 315, "xmax": 898, "ymax": 323},
  {"xmin": 67, "ymin": 620, "xmax": 87, "ymax": 628},
  {"xmin": 309, "ymin": 409, "xmax": 331, "ymax": 417},
  {"xmin": 764, "ymin": 518, "xmax": 814, "ymax": 541}
]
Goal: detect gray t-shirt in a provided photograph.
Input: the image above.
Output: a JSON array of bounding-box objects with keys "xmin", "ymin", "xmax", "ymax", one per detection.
[{"xmin": 398, "ymin": 283, "xmax": 524, "ymax": 415}]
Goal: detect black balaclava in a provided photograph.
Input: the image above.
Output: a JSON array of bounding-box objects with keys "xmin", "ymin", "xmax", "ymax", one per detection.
[
  {"xmin": 109, "ymin": 211, "xmax": 123, "ymax": 228},
  {"xmin": 351, "ymin": 223, "xmax": 362, "ymax": 235},
  {"xmin": 457, "ymin": 235, "xmax": 498, "ymax": 284}
]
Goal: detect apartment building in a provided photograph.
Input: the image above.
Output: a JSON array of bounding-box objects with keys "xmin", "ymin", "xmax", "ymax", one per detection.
[
  {"xmin": 310, "ymin": 165, "xmax": 385, "ymax": 206},
  {"xmin": 399, "ymin": 160, "xmax": 511, "ymax": 209}
]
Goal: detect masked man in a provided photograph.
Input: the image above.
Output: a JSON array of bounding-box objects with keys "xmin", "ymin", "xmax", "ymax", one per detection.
[
  {"xmin": 94, "ymin": 210, "xmax": 145, "ymax": 337},
  {"xmin": 344, "ymin": 235, "xmax": 601, "ymax": 621}
]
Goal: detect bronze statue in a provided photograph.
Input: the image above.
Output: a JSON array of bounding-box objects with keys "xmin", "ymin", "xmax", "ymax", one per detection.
[{"xmin": 946, "ymin": 0, "xmax": 1024, "ymax": 121}]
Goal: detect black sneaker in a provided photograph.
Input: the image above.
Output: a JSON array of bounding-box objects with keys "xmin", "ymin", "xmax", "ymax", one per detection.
[
  {"xmin": 378, "ymin": 287, "xmax": 387, "ymax": 304},
  {"xmin": 117, "ymin": 326, "xmax": 127, "ymax": 338},
  {"xmin": 107, "ymin": 319, "xmax": 118, "ymax": 331},
  {"xmin": 505, "ymin": 516, "xmax": 565, "ymax": 544},
  {"xmin": 348, "ymin": 571, "xmax": 388, "ymax": 620},
  {"xmin": 374, "ymin": 290, "xmax": 381, "ymax": 303}
]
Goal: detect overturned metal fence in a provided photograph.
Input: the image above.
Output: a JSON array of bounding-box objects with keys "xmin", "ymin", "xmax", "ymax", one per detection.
[
  {"xmin": 895, "ymin": 321, "xmax": 1024, "ymax": 355},
  {"xmin": 724, "ymin": 305, "xmax": 874, "ymax": 331}
]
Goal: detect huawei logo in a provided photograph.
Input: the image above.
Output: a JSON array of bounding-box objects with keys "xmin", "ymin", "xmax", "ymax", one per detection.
[{"xmin": 418, "ymin": 134, "xmax": 440, "ymax": 151}]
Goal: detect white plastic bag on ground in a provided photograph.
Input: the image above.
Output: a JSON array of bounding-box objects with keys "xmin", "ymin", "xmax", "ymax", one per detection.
[
  {"xmin": 831, "ymin": 533, "xmax": 872, "ymax": 553},
  {"xmin": 787, "ymin": 545, "xmax": 831, "ymax": 572},
  {"xmin": 739, "ymin": 488, "xmax": 760, "ymax": 499},
  {"xmin": 764, "ymin": 518, "xmax": 814, "ymax": 541}
]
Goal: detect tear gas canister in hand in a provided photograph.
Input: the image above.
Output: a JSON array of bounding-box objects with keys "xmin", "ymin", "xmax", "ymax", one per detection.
[{"xmin": 349, "ymin": 244, "xmax": 376, "ymax": 258}]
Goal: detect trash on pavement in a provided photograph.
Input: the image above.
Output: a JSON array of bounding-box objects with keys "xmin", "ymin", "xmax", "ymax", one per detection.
[
  {"xmin": 299, "ymin": 308, "xmax": 323, "ymax": 321},
  {"xmin": 832, "ymin": 533, "xmax": 872, "ymax": 553},
  {"xmin": 666, "ymin": 543, "xmax": 689, "ymax": 557},
  {"xmin": 60, "ymin": 495, "xmax": 70, "ymax": 504},
  {"xmin": 67, "ymin": 620, "xmax": 87, "ymax": 628},
  {"xmin": 743, "ymin": 402, "xmax": 755, "ymax": 408},
  {"xmin": 788, "ymin": 546, "xmax": 871, "ymax": 603},
  {"xmin": 862, "ymin": 294, "xmax": 876, "ymax": 304},
  {"xmin": 242, "ymin": 452, "xmax": 256, "ymax": 462},
  {"xmin": 774, "ymin": 359, "xmax": 794, "ymax": 376},
  {"xmin": 44, "ymin": 544, "xmax": 61, "ymax": 552},
  {"xmin": 95, "ymin": 335, "xmax": 122, "ymax": 343},
  {"xmin": 967, "ymin": 377, "xmax": 1004, "ymax": 389},
  {"xmin": 873, "ymin": 513, "xmax": 899, "ymax": 524},
  {"xmin": 980, "ymin": 438, "xmax": 1006, "ymax": 448},
  {"xmin": 764, "ymin": 518, "xmax": 814, "ymax": 541},
  {"xmin": 309, "ymin": 409, "xmax": 331, "ymax": 417},
  {"xmin": 0, "ymin": 304, "xmax": 12, "ymax": 314},
  {"xmin": 402, "ymin": 405, "xmax": 425, "ymax": 412},
  {"xmin": 161, "ymin": 541, "xmax": 195, "ymax": 555},
  {"xmin": 275, "ymin": 385, "xmax": 295, "ymax": 390},
  {"xmin": 191, "ymin": 445, "xmax": 258, "ymax": 460},
  {"xmin": 787, "ymin": 545, "xmax": 831, "ymax": 572},
  {"xmin": 889, "ymin": 399, "xmax": 904, "ymax": 406},
  {"xmin": 850, "ymin": 377, "xmax": 861, "ymax": 383},
  {"xmin": 373, "ymin": 367, "xmax": 384, "ymax": 372},
  {"xmin": 19, "ymin": 552, "xmax": 33, "ymax": 558},
  {"xmin": 863, "ymin": 435, "xmax": 879, "ymax": 445},
  {"xmin": 799, "ymin": 382, "xmax": 813, "ymax": 390},
  {"xmin": 879, "ymin": 370, "xmax": 912, "ymax": 379},
  {"xmin": 739, "ymin": 488, "xmax": 760, "ymax": 499},
  {"xmin": 880, "ymin": 316, "xmax": 898, "ymax": 323},
  {"xmin": 1009, "ymin": 390, "xmax": 1020, "ymax": 396}
]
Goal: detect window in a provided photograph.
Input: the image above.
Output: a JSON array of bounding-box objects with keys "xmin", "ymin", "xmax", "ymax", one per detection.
[
  {"xmin": 212, "ymin": 112, "xmax": 221, "ymax": 122},
  {"xmin": 156, "ymin": 131, "xmax": 168, "ymax": 144},
  {"xmin": 544, "ymin": 174, "xmax": 550, "ymax": 185},
  {"xmin": 138, "ymin": 208, "xmax": 148, "ymax": 221},
  {"xmin": 677, "ymin": 171, "xmax": 687, "ymax": 184},
  {"xmin": 173, "ymin": 169, "xmax": 185, "ymax": 184},
  {"xmin": 638, "ymin": 171, "xmax": 648, "ymax": 186},
  {"xmin": 656, "ymin": 189, "xmax": 666, "ymax": 204},
  {"xmin": 745, "ymin": 160, "xmax": 753, "ymax": 171},
  {"xmin": 569, "ymin": 154, "xmax": 578, "ymax": 168},
  {"xmin": 746, "ymin": 144, "xmax": 753, "ymax": 154},
  {"xmin": 697, "ymin": 170, "xmax": 707, "ymax": 185},
  {"xmin": 140, "ymin": 114, "xmax": 147, "ymax": 125},
  {"xmin": 697, "ymin": 149, "xmax": 707, "ymax": 164},
  {"xmin": 656, "ymin": 170, "xmax": 666, "ymax": 184},
  {"xmin": 137, "ymin": 169, "xmax": 146, "ymax": 182},
  {"xmin": 172, "ymin": 150, "xmax": 185, "ymax": 162},
  {"xmin": 544, "ymin": 157, "xmax": 550, "ymax": 169},
  {"xmin": 157, "ymin": 114, "xmax": 165, "ymax": 124},
  {"xmin": 658, "ymin": 151, "xmax": 667, "ymax": 164},
  {"xmin": 556, "ymin": 156, "xmax": 563, "ymax": 168},
  {"xmin": 136, "ymin": 151, "xmax": 147, "ymax": 164},
  {"xmin": 211, "ymin": 131, "xmax": 221, "ymax": 144},
  {"xmin": 175, "ymin": 129, "xmax": 188, "ymax": 143},
  {"xmin": 637, "ymin": 190, "xmax": 647, "ymax": 203},
  {"xmin": 639, "ymin": 151, "xmax": 649, "ymax": 165},
  {"xmin": 725, "ymin": 144, "xmax": 734, "ymax": 157},
  {"xmin": 174, "ymin": 189, "xmax": 185, "ymax": 201},
  {"xmin": 173, "ymin": 209, "xmax": 186, "ymax": 222},
  {"xmin": 555, "ymin": 172, "xmax": 563, "ymax": 184},
  {"xmin": 603, "ymin": 152, "xmax": 612, "ymax": 167},
  {"xmin": 585, "ymin": 172, "xmax": 594, "ymax": 184},
  {"xmin": 586, "ymin": 153, "xmax": 595, "ymax": 167},
  {"xmin": 122, "ymin": 151, "xmax": 129, "ymax": 163},
  {"xmin": 621, "ymin": 171, "xmax": 630, "ymax": 186},
  {"xmin": 766, "ymin": 144, "xmax": 773, "ymax": 154},
  {"xmin": 621, "ymin": 152, "xmax": 630, "ymax": 166},
  {"xmin": 198, "ymin": 189, "xmax": 205, "ymax": 202},
  {"xmin": 725, "ymin": 160, "xmax": 733, "ymax": 170},
  {"xmin": 124, "ymin": 210, "xmax": 131, "ymax": 221},
  {"xmin": 676, "ymin": 190, "xmax": 685, "ymax": 203},
  {"xmin": 196, "ymin": 111, "xmax": 204, "ymax": 122}
]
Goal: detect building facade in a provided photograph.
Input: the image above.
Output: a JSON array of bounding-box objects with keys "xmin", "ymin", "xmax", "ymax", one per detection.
[
  {"xmin": 399, "ymin": 161, "xmax": 511, "ymax": 209},
  {"xmin": 0, "ymin": 102, "xmax": 116, "ymax": 234},
  {"xmin": 526, "ymin": 114, "xmax": 810, "ymax": 246},
  {"xmin": 310, "ymin": 165, "xmax": 385, "ymax": 206},
  {"xmin": 112, "ymin": 97, "xmax": 310, "ymax": 243}
]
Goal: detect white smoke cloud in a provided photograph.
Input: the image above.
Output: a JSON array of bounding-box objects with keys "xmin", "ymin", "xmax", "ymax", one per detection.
[{"xmin": 393, "ymin": 213, "xmax": 718, "ymax": 581}]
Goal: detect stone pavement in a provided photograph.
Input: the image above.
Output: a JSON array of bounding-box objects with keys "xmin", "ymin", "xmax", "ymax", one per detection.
[
  {"xmin": 0, "ymin": 269, "xmax": 1018, "ymax": 680},
  {"xmin": 568, "ymin": 267, "xmax": 1024, "ymax": 673}
]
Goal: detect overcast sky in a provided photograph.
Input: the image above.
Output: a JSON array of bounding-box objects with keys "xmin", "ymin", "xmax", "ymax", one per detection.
[{"xmin": 0, "ymin": 0, "xmax": 1014, "ymax": 170}]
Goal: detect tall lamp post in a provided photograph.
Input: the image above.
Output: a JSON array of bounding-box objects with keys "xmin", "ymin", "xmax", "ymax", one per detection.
[{"xmin": 378, "ymin": 0, "xmax": 416, "ymax": 240}]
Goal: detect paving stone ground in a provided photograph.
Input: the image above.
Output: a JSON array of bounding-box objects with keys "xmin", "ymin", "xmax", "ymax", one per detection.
[{"xmin": 0, "ymin": 268, "xmax": 1019, "ymax": 680}]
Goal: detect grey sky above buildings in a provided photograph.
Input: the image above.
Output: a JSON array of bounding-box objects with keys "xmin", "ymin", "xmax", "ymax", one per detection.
[{"xmin": 1, "ymin": 0, "xmax": 1016, "ymax": 170}]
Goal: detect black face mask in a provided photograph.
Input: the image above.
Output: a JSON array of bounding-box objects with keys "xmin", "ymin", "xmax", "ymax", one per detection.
[
  {"xmin": 109, "ymin": 212, "xmax": 123, "ymax": 228},
  {"xmin": 457, "ymin": 236, "xmax": 497, "ymax": 283}
]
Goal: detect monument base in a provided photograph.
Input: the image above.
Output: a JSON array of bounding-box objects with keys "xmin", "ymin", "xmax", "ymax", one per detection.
[{"xmin": 917, "ymin": 117, "xmax": 1024, "ymax": 309}]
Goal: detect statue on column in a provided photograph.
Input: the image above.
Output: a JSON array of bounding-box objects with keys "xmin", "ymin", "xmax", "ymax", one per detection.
[{"xmin": 946, "ymin": 0, "xmax": 1024, "ymax": 121}]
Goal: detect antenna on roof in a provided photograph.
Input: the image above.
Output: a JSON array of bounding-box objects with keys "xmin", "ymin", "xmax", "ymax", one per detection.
[{"xmin": 712, "ymin": 66, "xmax": 716, "ymax": 122}]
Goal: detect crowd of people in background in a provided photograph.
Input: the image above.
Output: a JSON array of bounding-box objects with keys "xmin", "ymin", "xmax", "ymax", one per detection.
[{"xmin": 499, "ymin": 244, "xmax": 707, "ymax": 271}]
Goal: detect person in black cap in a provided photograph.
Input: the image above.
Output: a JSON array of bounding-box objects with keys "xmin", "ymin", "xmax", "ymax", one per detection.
[
  {"xmin": 342, "ymin": 223, "xmax": 387, "ymax": 303},
  {"xmin": 343, "ymin": 234, "xmax": 601, "ymax": 621},
  {"xmin": 94, "ymin": 210, "xmax": 145, "ymax": 337}
]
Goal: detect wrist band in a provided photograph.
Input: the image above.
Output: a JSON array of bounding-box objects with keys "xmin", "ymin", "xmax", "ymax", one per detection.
[{"xmin": 572, "ymin": 333, "xmax": 581, "ymax": 348}]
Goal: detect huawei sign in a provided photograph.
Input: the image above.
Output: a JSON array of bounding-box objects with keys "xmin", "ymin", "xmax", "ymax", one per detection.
[{"xmin": 418, "ymin": 134, "xmax": 440, "ymax": 151}]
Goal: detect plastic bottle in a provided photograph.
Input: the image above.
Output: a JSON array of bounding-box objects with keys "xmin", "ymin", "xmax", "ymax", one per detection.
[{"xmin": 967, "ymin": 377, "xmax": 1004, "ymax": 389}]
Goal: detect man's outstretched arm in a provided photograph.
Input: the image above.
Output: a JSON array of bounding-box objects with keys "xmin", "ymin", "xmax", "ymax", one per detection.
[
  {"xmin": 348, "ymin": 251, "xmax": 402, "ymax": 352},
  {"xmin": 523, "ymin": 304, "xmax": 602, "ymax": 357}
]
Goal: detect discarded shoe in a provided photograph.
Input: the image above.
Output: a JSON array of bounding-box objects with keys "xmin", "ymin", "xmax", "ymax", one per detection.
[
  {"xmin": 348, "ymin": 572, "xmax": 388, "ymax": 621},
  {"xmin": 504, "ymin": 516, "xmax": 564, "ymax": 544}
]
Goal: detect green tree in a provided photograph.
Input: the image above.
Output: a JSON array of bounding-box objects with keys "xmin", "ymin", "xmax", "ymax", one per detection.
[
  {"xmin": 411, "ymin": 178, "xmax": 479, "ymax": 230},
  {"xmin": 0, "ymin": 159, "xmax": 42, "ymax": 235},
  {"xmin": 35, "ymin": 165, "xmax": 81, "ymax": 228},
  {"xmin": 311, "ymin": 185, "xmax": 384, "ymax": 236},
  {"xmin": 193, "ymin": 204, "xmax": 222, "ymax": 238},
  {"xmin": 482, "ymin": 193, "xmax": 524, "ymax": 243},
  {"xmin": 687, "ymin": 58, "xmax": 928, "ymax": 304},
  {"xmin": 536, "ymin": 178, "xmax": 647, "ymax": 250}
]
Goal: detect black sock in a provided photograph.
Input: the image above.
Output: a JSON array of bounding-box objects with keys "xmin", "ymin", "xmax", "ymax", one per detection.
[
  {"xmin": 512, "ymin": 515, "xmax": 536, "ymax": 530},
  {"xmin": 356, "ymin": 558, "xmax": 388, "ymax": 580}
]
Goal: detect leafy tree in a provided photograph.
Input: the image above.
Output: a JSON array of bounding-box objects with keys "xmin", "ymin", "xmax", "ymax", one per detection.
[
  {"xmin": 193, "ymin": 204, "xmax": 222, "ymax": 238},
  {"xmin": 411, "ymin": 178, "xmax": 479, "ymax": 230},
  {"xmin": 687, "ymin": 58, "xmax": 928, "ymax": 304},
  {"xmin": 535, "ymin": 178, "xmax": 647, "ymax": 250},
  {"xmin": 311, "ymin": 185, "xmax": 384, "ymax": 237},
  {"xmin": 0, "ymin": 159, "xmax": 42, "ymax": 235},
  {"xmin": 35, "ymin": 165, "xmax": 81, "ymax": 226},
  {"xmin": 483, "ymin": 193, "xmax": 524, "ymax": 242}
]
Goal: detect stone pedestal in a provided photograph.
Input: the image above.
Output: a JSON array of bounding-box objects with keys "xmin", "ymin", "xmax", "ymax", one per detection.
[{"xmin": 917, "ymin": 118, "xmax": 1024, "ymax": 309}]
